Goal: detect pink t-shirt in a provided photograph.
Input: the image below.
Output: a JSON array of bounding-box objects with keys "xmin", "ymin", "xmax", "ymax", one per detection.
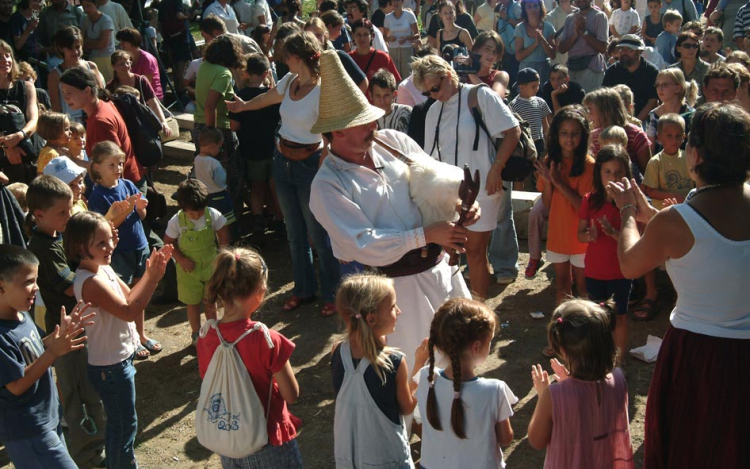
[
  {"xmin": 197, "ymin": 319, "xmax": 301, "ymax": 445},
  {"xmin": 545, "ymin": 368, "xmax": 634, "ymax": 469},
  {"xmin": 131, "ymin": 49, "xmax": 163, "ymax": 100}
]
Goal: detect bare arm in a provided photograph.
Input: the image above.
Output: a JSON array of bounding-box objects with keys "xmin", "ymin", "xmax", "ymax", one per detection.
[
  {"xmin": 527, "ymin": 386, "xmax": 553, "ymax": 449},
  {"xmin": 496, "ymin": 418, "xmax": 514, "ymax": 447},
  {"xmin": 204, "ymin": 89, "xmax": 222, "ymax": 127},
  {"xmin": 395, "ymin": 358, "xmax": 418, "ymax": 415},
  {"xmin": 274, "ymin": 360, "xmax": 299, "ymax": 404},
  {"xmin": 225, "ymin": 86, "xmax": 283, "ymax": 113}
]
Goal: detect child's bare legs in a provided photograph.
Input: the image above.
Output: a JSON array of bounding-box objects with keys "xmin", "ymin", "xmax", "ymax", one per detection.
[
  {"xmin": 187, "ymin": 304, "xmax": 202, "ymax": 334},
  {"xmin": 553, "ymin": 261, "xmax": 572, "ymax": 305},
  {"xmin": 466, "ymin": 231, "xmax": 492, "ymax": 299},
  {"xmin": 634, "ymin": 270, "xmax": 659, "ymax": 319},
  {"xmin": 527, "ymin": 198, "xmax": 549, "ymax": 262},
  {"xmin": 613, "ymin": 314, "xmax": 628, "ymax": 364},
  {"xmin": 572, "ymin": 266, "xmax": 587, "ymax": 299},
  {"xmin": 250, "ymin": 181, "xmax": 268, "ymax": 216}
]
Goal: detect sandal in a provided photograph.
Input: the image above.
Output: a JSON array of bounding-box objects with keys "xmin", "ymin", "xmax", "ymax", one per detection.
[
  {"xmin": 632, "ymin": 298, "xmax": 659, "ymax": 322},
  {"xmin": 542, "ymin": 345, "xmax": 557, "ymax": 358},
  {"xmin": 135, "ymin": 345, "xmax": 150, "ymax": 360},
  {"xmin": 282, "ymin": 295, "xmax": 316, "ymax": 312},
  {"xmin": 141, "ymin": 338, "xmax": 162, "ymax": 355},
  {"xmin": 320, "ymin": 302, "xmax": 337, "ymax": 317}
]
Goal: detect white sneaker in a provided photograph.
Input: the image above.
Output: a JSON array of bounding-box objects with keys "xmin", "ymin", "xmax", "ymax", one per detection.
[{"xmin": 496, "ymin": 276, "xmax": 516, "ymax": 285}]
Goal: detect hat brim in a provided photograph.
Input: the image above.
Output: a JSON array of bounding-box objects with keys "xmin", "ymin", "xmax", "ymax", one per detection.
[
  {"xmin": 618, "ymin": 44, "xmax": 645, "ymax": 51},
  {"xmin": 310, "ymin": 104, "xmax": 385, "ymax": 135}
]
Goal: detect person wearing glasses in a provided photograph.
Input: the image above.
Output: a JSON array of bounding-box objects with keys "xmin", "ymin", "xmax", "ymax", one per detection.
[
  {"xmin": 670, "ymin": 31, "xmax": 710, "ymax": 96},
  {"xmin": 602, "ymin": 34, "xmax": 660, "ymax": 121},
  {"xmin": 413, "ymin": 54, "xmax": 522, "ymax": 298}
]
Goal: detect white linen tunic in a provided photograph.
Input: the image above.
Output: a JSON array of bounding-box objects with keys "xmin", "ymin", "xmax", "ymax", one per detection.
[
  {"xmin": 310, "ymin": 130, "xmax": 470, "ymax": 370},
  {"xmin": 424, "ymin": 85, "xmax": 518, "ymax": 232}
]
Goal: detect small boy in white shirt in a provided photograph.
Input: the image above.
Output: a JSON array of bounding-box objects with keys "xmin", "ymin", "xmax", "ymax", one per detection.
[
  {"xmin": 192, "ymin": 127, "xmax": 236, "ymax": 241},
  {"xmin": 610, "ymin": 0, "xmax": 641, "ymax": 38}
]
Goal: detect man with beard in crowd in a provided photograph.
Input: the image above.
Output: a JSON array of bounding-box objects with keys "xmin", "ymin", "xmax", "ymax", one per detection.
[{"xmin": 603, "ymin": 34, "xmax": 659, "ymax": 121}]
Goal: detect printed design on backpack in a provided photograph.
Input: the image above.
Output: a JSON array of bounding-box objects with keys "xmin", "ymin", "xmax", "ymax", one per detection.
[{"xmin": 205, "ymin": 393, "xmax": 241, "ymax": 432}]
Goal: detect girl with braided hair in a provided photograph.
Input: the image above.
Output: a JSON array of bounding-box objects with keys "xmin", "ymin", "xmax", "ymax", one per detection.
[
  {"xmin": 415, "ymin": 298, "xmax": 517, "ymax": 468},
  {"xmin": 528, "ymin": 299, "xmax": 634, "ymax": 468},
  {"xmin": 331, "ymin": 273, "xmax": 422, "ymax": 469}
]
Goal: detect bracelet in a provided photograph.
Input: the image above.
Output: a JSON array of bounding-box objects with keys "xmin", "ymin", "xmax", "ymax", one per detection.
[
  {"xmin": 19, "ymin": 130, "xmax": 27, "ymax": 140},
  {"xmin": 620, "ymin": 204, "xmax": 638, "ymax": 215}
]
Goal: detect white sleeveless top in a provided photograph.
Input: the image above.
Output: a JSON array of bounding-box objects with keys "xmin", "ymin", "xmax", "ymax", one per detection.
[
  {"xmin": 276, "ymin": 73, "xmax": 322, "ymax": 145},
  {"xmin": 74, "ymin": 265, "xmax": 140, "ymax": 366},
  {"xmin": 666, "ymin": 203, "xmax": 750, "ymax": 339}
]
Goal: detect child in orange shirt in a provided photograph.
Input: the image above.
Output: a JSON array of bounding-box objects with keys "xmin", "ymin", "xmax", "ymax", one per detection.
[{"xmin": 535, "ymin": 108, "xmax": 595, "ymax": 357}]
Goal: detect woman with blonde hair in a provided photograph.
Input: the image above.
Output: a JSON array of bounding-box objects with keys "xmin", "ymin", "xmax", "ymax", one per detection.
[
  {"xmin": 644, "ymin": 67, "xmax": 698, "ymax": 153},
  {"xmin": 727, "ymin": 63, "xmax": 750, "ymax": 112}
]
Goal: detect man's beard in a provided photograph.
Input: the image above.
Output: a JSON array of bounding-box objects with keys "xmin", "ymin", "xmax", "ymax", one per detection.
[{"xmin": 620, "ymin": 55, "xmax": 637, "ymax": 68}]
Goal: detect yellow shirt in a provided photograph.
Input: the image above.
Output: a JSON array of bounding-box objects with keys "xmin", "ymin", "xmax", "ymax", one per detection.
[
  {"xmin": 37, "ymin": 146, "xmax": 60, "ymax": 174},
  {"xmin": 642, "ymin": 149, "xmax": 694, "ymax": 209}
]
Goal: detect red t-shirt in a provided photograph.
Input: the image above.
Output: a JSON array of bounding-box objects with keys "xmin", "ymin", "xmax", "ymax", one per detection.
[
  {"xmin": 197, "ymin": 319, "xmax": 300, "ymax": 446},
  {"xmin": 86, "ymin": 100, "xmax": 144, "ymax": 183},
  {"xmin": 577, "ymin": 193, "xmax": 625, "ymax": 280},
  {"xmin": 349, "ymin": 49, "xmax": 402, "ymax": 82}
]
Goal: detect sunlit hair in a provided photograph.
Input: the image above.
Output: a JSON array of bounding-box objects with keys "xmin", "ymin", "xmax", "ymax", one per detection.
[
  {"xmin": 583, "ymin": 87, "xmax": 629, "ymax": 128},
  {"xmin": 64, "ymin": 211, "xmax": 108, "ymax": 262},
  {"xmin": 662, "ymin": 9, "xmax": 682, "ymax": 28},
  {"xmin": 656, "ymin": 68, "xmax": 698, "ymax": 107},
  {"xmin": 546, "ymin": 106, "xmax": 590, "ymax": 178},
  {"xmin": 205, "ymin": 247, "xmax": 268, "ymax": 307},
  {"xmin": 599, "ymin": 125, "xmax": 628, "ymax": 147},
  {"xmin": 590, "ymin": 144, "xmax": 632, "ymax": 211},
  {"xmin": 36, "ymin": 111, "xmax": 70, "ymax": 143},
  {"xmin": 472, "ymin": 30, "xmax": 505, "ymax": 65},
  {"xmin": 656, "ymin": 112, "xmax": 685, "ymax": 133},
  {"xmin": 411, "ymin": 54, "xmax": 459, "ymax": 91},
  {"xmin": 547, "ymin": 298, "xmax": 617, "ymax": 381},
  {"xmin": 25, "ymin": 175, "xmax": 73, "ymax": 237},
  {"xmin": 726, "ymin": 50, "xmax": 750, "ymax": 69},
  {"xmin": 53, "ymin": 26, "xmax": 84, "ymax": 59},
  {"xmin": 284, "ymin": 31, "xmax": 322, "ymax": 77},
  {"xmin": 674, "ymin": 31, "xmax": 700, "ymax": 61},
  {"xmin": 336, "ymin": 273, "xmax": 398, "ymax": 384},
  {"xmin": 426, "ymin": 298, "xmax": 496, "ymax": 439},
  {"xmin": 0, "ymin": 40, "xmax": 19, "ymax": 80},
  {"xmin": 89, "ymin": 141, "xmax": 125, "ymax": 183}
]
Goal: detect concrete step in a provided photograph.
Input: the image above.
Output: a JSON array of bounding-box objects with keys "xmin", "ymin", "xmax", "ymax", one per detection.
[
  {"xmin": 511, "ymin": 190, "xmax": 547, "ymax": 241},
  {"xmin": 174, "ymin": 113, "xmax": 194, "ymax": 131},
  {"xmin": 163, "ymin": 140, "xmax": 194, "ymax": 161}
]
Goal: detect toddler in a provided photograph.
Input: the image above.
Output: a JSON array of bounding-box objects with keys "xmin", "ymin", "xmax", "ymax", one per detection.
[{"xmin": 35, "ymin": 111, "xmax": 72, "ymax": 174}]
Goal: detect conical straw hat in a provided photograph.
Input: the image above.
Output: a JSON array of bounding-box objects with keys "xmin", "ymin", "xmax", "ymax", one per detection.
[{"xmin": 311, "ymin": 49, "xmax": 384, "ymax": 134}]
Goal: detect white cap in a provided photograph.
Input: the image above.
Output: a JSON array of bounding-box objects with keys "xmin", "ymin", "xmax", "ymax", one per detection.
[{"xmin": 43, "ymin": 156, "xmax": 86, "ymax": 185}]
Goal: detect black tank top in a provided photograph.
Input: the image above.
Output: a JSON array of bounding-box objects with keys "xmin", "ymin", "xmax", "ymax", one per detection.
[
  {"xmin": 439, "ymin": 28, "xmax": 466, "ymax": 53},
  {"xmin": 0, "ymin": 80, "xmax": 28, "ymax": 111}
]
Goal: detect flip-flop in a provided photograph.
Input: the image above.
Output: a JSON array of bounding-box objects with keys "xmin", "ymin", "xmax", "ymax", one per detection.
[
  {"xmin": 282, "ymin": 295, "xmax": 316, "ymax": 312},
  {"xmin": 135, "ymin": 345, "xmax": 150, "ymax": 360},
  {"xmin": 542, "ymin": 345, "xmax": 557, "ymax": 358},
  {"xmin": 141, "ymin": 338, "xmax": 162, "ymax": 354},
  {"xmin": 320, "ymin": 302, "xmax": 337, "ymax": 317},
  {"xmin": 632, "ymin": 298, "xmax": 659, "ymax": 322}
]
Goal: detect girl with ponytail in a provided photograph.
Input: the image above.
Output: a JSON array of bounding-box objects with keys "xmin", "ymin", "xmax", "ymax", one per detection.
[
  {"xmin": 416, "ymin": 298, "xmax": 517, "ymax": 468},
  {"xmin": 331, "ymin": 273, "xmax": 421, "ymax": 469}
]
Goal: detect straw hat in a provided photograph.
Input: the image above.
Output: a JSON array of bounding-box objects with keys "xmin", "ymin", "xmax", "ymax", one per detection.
[{"xmin": 310, "ymin": 49, "xmax": 384, "ymax": 134}]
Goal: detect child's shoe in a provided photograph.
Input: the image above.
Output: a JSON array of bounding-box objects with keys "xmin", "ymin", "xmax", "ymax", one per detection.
[{"xmin": 525, "ymin": 258, "xmax": 544, "ymax": 279}]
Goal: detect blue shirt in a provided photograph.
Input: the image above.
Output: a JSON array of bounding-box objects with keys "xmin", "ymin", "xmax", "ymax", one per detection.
[
  {"xmin": 514, "ymin": 21, "xmax": 556, "ymax": 64},
  {"xmin": 0, "ymin": 312, "xmax": 58, "ymax": 442},
  {"xmin": 88, "ymin": 179, "xmax": 148, "ymax": 254},
  {"xmin": 655, "ymin": 31, "xmax": 677, "ymax": 65},
  {"xmin": 497, "ymin": 1, "xmax": 523, "ymax": 51}
]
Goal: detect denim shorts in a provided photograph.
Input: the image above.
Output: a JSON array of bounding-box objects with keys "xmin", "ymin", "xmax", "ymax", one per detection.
[
  {"xmin": 3, "ymin": 426, "xmax": 78, "ymax": 469},
  {"xmin": 111, "ymin": 246, "xmax": 150, "ymax": 285}
]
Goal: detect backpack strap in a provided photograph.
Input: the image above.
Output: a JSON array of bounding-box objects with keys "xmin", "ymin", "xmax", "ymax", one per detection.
[{"xmin": 468, "ymin": 83, "xmax": 498, "ymax": 154}]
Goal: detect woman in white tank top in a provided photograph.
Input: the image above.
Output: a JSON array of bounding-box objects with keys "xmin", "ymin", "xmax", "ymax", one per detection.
[{"xmin": 606, "ymin": 102, "xmax": 750, "ymax": 469}]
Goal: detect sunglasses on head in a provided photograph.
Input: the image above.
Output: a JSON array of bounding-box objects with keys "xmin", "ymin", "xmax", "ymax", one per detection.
[{"xmin": 421, "ymin": 76, "xmax": 445, "ymax": 97}]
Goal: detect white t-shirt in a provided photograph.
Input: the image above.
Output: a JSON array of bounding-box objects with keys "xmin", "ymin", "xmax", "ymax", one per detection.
[
  {"xmin": 165, "ymin": 207, "xmax": 227, "ymax": 239},
  {"xmin": 184, "ymin": 58, "xmax": 203, "ymax": 83},
  {"xmin": 416, "ymin": 367, "xmax": 518, "ymax": 469},
  {"xmin": 193, "ymin": 154, "xmax": 227, "ymax": 193},
  {"xmin": 372, "ymin": 24, "xmax": 389, "ymax": 53},
  {"xmin": 205, "ymin": 0, "xmax": 239, "ymax": 33},
  {"xmin": 384, "ymin": 10, "xmax": 418, "ymax": 49},
  {"xmin": 609, "ymin": 8, "xmax": 640, "ymax": 36},
  {"xmin": 98, "ymin": 0, "xmax": 133, "ymax": 45},
  {"xmin": 277, "ymin": 73, "xmax": 322, "ymax": 144}
]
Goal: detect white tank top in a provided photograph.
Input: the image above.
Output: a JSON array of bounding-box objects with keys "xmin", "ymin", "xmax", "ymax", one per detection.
[
  {"xmin": 666, "ymin": 203, "xmax": 750, "ymax": 339},
  {"xmin": 277, "ymin": 73, "xmax": 323, "ymax": 145},
  {"xmin": 74, "ymin": 265, "xmax": 140, "ymax": 366}
]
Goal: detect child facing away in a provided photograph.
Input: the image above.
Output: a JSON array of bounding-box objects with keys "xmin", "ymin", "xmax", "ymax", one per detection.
[
  {"xmin": 0, "ymin": 244, "xmax": 94, "ymax": 469},
  {"xmin": 332, "ymin": 273, "xmax": 422, "ymax": 469},
  {"xmin": 64, "ymin": 211, "xmax": 172, "ymax": 469},
  {"xmin": 416, "ymin": 298, "xmax": 517, "ymax": 468},
  {"xmin": 510, "ymin": 68, "xmax": 552, "ymax": 166},
  {"xmin": 43, "ymin": 156, "xmax": 89, "ymax": 215},
  {"xmin": 191, "ymin": 127, "xmax": 238, "ymax": 240},
  {"xmin": 87, "ymin": 141, "xmax": 161, "ymax": 360},
  {"xmin": 6, "ymin": 182, "xmax": 28, "ymax": 215},
  {"xmin": 577, "ymin": 146, "xmax": 634, "ymax": 360},
  {"xmin": 35, "ymin": 111, "xmax": 72, "ymax": 175},
  {"xmin": 599, "ymin": 125, "xmax": 629, "ymax": 148},
  {"xmin": 371, "ymin": 68, "xmax": 412, "ymax": 133},
  {"xmin": 228, "ymin": 53, "xmax": 281, "ymax": 236},
  {"xmin": 163, "ymin": 179, "xmax": 230, "ymax": 347},
  {"xmin": 655, "ymin": 9, "xmax": 682, "ymax": 64},
  {"xmin": 25, "ymin": 175, "xmax": 107, "ymax": 468},
  {"xmin": 700, "ymin": 27, "xmax": 725, "ymax": 64},
  {"xmin": 641, "ymin": 113, "xmax": 693, "ymax": 209},
  {"xmin": 528, "ymin": 299, "xmax": 634, "ymax": 468},
  {"xmin": 197, "ymin": 248, "xmax": 303, "ymax": 468},
  {"xmin": 533, "ymin": 108, "xmax": 595, "ymax": 319},
  {"xmin": 609, "ymin": 0, "xmax": 640, "ymax": 39},
  {"xmin": 642, "ymin": 0, "xmax": 663, "ymax": 47}
]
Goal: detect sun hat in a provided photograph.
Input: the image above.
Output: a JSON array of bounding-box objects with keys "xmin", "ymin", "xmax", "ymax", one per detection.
[
  {"xmin": 43, "ymin": 156, "xmax": 86, "ymax": 185},
  {"xmin": 617, "ymin": 34, "xmax": 646, "ymax": 51},
  {"xmin": 310, "ymin": 49, "xmax": 384, "ymax": 134}
]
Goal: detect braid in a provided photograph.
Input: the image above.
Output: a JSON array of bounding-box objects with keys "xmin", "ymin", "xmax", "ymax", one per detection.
[
  {"xmin": 425, "ymin": 336, "xmax": 442, "ymax": 431},
  {"xmin": 449, "ymin": 351, "xmax": 466, "ymax": 439}
]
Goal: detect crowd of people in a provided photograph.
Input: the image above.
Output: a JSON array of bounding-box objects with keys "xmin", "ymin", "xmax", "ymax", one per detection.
[{"xmin": 0, "ymin": 0, "xmax": 749, "ymax": 467}]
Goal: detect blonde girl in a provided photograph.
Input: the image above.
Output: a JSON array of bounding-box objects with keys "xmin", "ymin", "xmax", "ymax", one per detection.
[
  {"xmin": 65, "ymin": 211, "xmax": 172, "ymax": 469},
  {"xmin": 35, "ymin": 112, "xmax": 72, "ymax": 174},
  {"xmin": 332, "ymin": 274, "xmax": 421, "ymax": 469},
  {"xmin": 645, "ymin": 68, "xmax": 698, "ymax": 153},
  {"xmin": 197, "ymin": 248, "xmax": 303, "ymax": 468},
  {"xmin": 416, "ymin": 298, "xmax": 517, "ymax": 468},
  {"xmin": 528, "ymin": 299, "xmax": 633, "ymax": 468}
]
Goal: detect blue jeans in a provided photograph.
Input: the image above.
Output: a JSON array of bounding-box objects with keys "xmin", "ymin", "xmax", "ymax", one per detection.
[
  {"xmin": 488, "ymin": 182, "xmax": 519, "ymax": 278},
  {"xmin": 4, "ymin": 425, "xmax": 78, "ymax": 469},
  {"xmin": 87, "ymin": 356, "xmax": 138, "ymax": 469},
  {"xmin": 273, "ymin": 149, "xmax": 341, "ymax": 302}
]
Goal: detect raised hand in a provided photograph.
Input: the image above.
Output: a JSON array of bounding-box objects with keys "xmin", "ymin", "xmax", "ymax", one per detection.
[
  {"xmin": 61, "ymin": 301, "xmax": 96, "ymax": 335},
  {"xmin": 531, "ymin": 364, "xmax": 550, "ymax": 395},
  {"xmin": 414, "ymin": 338, "xmax": 430, "ymax": 370},
  {"xmin": 534, "ymin": 159, "xmax": 551, "ymax": 183},
  {"xmin": 598, "ymin": 215, "xmax": 618, "ymax": 239},
  {"xmin": 586, "ymin": 219, "xmax": 598, "ymax": 242},
  {"xmin": 550, "ymin": 358, "xmax": 570, "ymax": 382},
  {"xmin": 134, "ymin": 193, "xmax": 148, "ymax": 211}
]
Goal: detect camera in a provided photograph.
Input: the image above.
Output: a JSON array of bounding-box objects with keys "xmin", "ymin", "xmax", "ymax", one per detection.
[{"xmin": 442, "ymin": 45, "xmax": 481, "ymax": 75}]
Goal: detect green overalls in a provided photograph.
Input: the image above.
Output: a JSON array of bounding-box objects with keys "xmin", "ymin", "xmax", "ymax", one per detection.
[{"xmin": 176, "ymin": 210, "xmax": 218, "ymax": 306}]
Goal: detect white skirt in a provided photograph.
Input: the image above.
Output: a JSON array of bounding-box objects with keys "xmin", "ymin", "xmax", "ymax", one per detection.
[{"xmin": 468, "ymin": 193, "xmax": 502, "ymax": 233}]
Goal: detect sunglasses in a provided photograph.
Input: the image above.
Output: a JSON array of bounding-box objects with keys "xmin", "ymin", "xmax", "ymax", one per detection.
[
  {"xmin": 680, "ymin": 43, "xmax": 700, "ymax": 49},
  {"xmin": 421, "ymin": 76, "xmax": 445, "ymax": 97}
]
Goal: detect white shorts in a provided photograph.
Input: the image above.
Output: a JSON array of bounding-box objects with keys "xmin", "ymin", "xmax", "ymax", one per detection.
[
  {"xmin": 546, "ymin": 250, "xmax": 585, "ymax": 269},
  {"xmin": 468, "ymin": 193, "xmax": 501, "ymax": 232}
]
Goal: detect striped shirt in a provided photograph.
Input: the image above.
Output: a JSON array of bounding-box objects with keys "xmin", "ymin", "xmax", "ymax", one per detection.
[
  {"xmin": 735, "ymin": 3, "xmax": 750, "ymax": 40},
  {"xmin": 508, "ymin": 96, "xmax": 551, "ymax": 141},
  {"xmin": 376, "ymin": 104, "xmax": 412, "ymax": 133}
]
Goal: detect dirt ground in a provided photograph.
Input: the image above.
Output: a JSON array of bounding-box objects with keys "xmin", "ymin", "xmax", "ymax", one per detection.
[{"xmin": 1, "ymin": 152, "xmax": 674, "ymax": 468}]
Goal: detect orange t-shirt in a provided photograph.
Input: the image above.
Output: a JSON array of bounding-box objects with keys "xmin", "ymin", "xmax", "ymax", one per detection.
[{"xmin": 537, "ymin": 155, "xmax": 595, "ymax": 255}]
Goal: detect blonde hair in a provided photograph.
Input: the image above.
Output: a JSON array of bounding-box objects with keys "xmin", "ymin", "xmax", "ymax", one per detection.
[
  {"xmin": 6, "ymin": 183, "xmax": 28, "ymax": 212},
  {"xmin": 599, "ymin": 125, "xmax": 628, "ymax": 147},
  {"xmin": 662, "ymin": 9, "xmax": 683, "ymax": 28},
  {"xmin": 583, "ymin": 88, "xmax": 629, "ymax": 128},
  {"xmin": 611, "ymin": 84, "xmax": 635, "ymax": 117},
  {"xmin": 36, "ymin": 111, "xmax": 70, "ymax": 143},
  {"xmin": 89, "ymin": 141, "xmax": 125, "ymax": 182},
  {"xmin": 657, "ymin": 112, "xmax": 686, "ymax": 133},
  {"xmin": 336, "ymin": 273, "xmax": 398, "ymax": 384},
  {"xmin": 205, "ymin": 247, "xmax": 268, "ymax": 307},
  {"xmin": 657, "ymin": 68, "xmax": 699, "ymax": 107},
  {"xmin": 727, "ymin": 62, "xmax": 750, "ymax": 87},
  {"xmin": 17, "ymin": 61, "xmax": 36, "ymax": 81},
  {"xmin": 411, "ymin": 55, "xmax": 459, "ymax": 92}
]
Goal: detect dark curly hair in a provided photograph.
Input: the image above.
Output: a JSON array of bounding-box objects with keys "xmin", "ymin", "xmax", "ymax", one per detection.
[
  {"xmin": 688, "ymin": 102, "xmax": 750, "ymax": 185},
  {"xmin": 204, "ymin": 34, "xmax": 246, "ymax": 70}
]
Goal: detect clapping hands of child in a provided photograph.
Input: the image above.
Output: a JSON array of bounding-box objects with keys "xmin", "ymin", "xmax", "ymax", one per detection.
[
  {"xmin": 105, "ymin": 199, "xmax": 132, "ymax": 221},
  {"xmin": 598, "ymin": 215, "xmax": 619, "ymax": 239},
  {"xmin": 145, "ymin": 245, "xmax": 175, "ymax": 280},
  {"xmin": 414, "ymin": 338, "xmax": 430, "ymax": 370},
  {"xmin": 134, "ymin": 193, "xmax": 148, "ymax": 211},
  {"xmin": 531, "ymin": 359, "xmax": 570, "ymax": 395},
  {"xmin": 48, "ymin": 301, "xmax": 95, "ymax": 358}
]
